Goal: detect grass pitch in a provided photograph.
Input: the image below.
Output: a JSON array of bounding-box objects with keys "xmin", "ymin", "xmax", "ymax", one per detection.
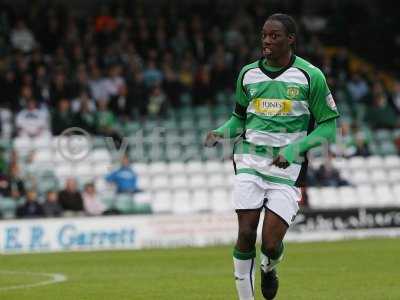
[{"xmin": 0, "ymin": 238, "xmax": 399, "ymax": 300}]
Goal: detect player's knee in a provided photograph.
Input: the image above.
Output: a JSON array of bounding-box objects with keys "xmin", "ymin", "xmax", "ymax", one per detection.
[
  {"xmin": 238, "ymin": 226, "xmax": 257, "ymax": 247},
  {"xmin": 262, "ymin": 239, "xmax": 281, "ymax": 256}
]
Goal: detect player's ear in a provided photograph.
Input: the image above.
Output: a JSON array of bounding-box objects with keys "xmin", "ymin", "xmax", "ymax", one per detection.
[{"xmin": 287, "ymin": 33, "xmax": 295, "ymax": 47}]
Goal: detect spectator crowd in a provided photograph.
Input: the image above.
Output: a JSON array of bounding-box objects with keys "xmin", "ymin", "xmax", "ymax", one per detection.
[{"xmin": 0, "ymin": 0, "xmax": 400, "ymax": 217}]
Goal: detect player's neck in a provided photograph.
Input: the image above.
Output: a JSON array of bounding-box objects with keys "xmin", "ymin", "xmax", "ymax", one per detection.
[{"xmin": 265, "ymin": 51, "xmax": 293, "ymax": 68}]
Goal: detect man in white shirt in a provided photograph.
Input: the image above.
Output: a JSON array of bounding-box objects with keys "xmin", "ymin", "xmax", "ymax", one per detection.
[
  {"xmin": 82, "ymin": 182, "xmax": 107, "ymax": 216},
  {"xmin": 15, "ymin": 99, "xmax": 50, "ymax": 138},
  {"xmin": 10, "ymin": 19, "xmax": 36, "ymax": 53}
]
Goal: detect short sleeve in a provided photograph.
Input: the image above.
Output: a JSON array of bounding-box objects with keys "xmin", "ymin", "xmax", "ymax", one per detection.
[{"xmin": 309, "ymin": 69, "xmax": 340, "ymax": 123}]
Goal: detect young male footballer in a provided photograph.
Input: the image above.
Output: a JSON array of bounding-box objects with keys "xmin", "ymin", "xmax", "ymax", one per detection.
[{"xmin": 205, "ymin": 13, "xmax": 339, "ymax": 300}]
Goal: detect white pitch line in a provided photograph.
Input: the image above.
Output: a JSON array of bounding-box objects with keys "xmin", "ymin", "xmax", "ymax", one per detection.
[{"xmin": 0, "ymin": 270, "xmax": 67, "ymax": 291}]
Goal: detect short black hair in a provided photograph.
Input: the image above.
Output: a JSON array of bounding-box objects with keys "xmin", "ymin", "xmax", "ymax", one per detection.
[{"xmin": 267, "ymin": 13, "xmax": 297, "ymax": 50}]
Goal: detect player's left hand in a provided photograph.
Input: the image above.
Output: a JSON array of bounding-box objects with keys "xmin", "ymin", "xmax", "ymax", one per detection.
[{"xmin": 270, "ymin": 155, "xmax": 290, "ymax": 169}]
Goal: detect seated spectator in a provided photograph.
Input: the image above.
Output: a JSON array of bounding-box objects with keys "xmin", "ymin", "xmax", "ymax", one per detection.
[
  {"xmin": 15, "ymin": 98, "xmax": 50, "ymax": 138},
  {"xmin": 0, "ymin": 147, "xmax": 7, "ymax": 174},
  {"xmin": 71, "ymin": 90, "xmax": 96, "ymax": 114},
  {"xmin": 192, "ymin": 65, "xmax": 213, "ymax": 106},
  {"xmin": 162, "ymin": 64, "xmax": 182, "ymax": 108},
  {"xmin": 89, "ymin": 65, "xmax": 109, "ymax": 103},
  {"xmin": 95, "ymin": 99, "xmax": 122, "ymax": 147},
  {"xmin": 0, "ymin": 164, "xmax": 25, "ymax": 199},
  {"xmin": 58, "ymin": 178, "xmax": 84, "ymax": 213},
  {"xmin": 394, "ymin": 136, "xmax": 400, "ymax": 155},
  {"xmin": 43, "ymin": 190, "xmax": 63, "ymax": 217},
  {"xmin": 346, "ymin": 72, "xmax": 369, "ymax": 103},
  {"xmin": 143, "ymin": 59, "xmax": 163, "ymax": 88},
  {"xmin": 20, "ymin": 150, "xmax": 37, "ymax": 190},
  {"xmin": 353, "ymin": 132, "xmax": 371, "ymax": 157},
  {"xmin": 315, "ymin": 165, "xmax": 349, "ymax": 187},
  {"xmin": 73, "ymin": 92, "xmax": 96, "ymax": 134},
  {"xmin": 82, "ymin": 183, "xmax": 107, "ymax": 216},
  {"xmin": 10, "ymin": 19, "xmax": 36, "ymax": 53},
  {"xmin": 147, "ymin": 84, "xmax": 167, "ymax": 117},
  {"xmin": 51, "ymin": 98, "xmax": 75, "ymax": 135},
  {"xmin": 16, "ymin": 189, "xmax": 44, "ymax": 218},
  {"xmin": 105, "ymin": 155, "xmax": 139, "ymax": 194},
  {"xmin": 104, "ymin": 64, "xmax": 128, "ymax": 117},
  {"xmin": 364, "ymin": 83, "xmax": 398, "ymax": 129},
  {"xmin": 314, "ymin": 155, "xmax": 350, "ymax": 187},
  {"xmin": 95, "ymin": 99, "xmax": 117, "ymax": 136},
  {"xmin": 49, "ymin": 71, "xmax": 74, "ymax": 106},
  {"xmin": 0, "ymin": 69, "xmax": 19, "ymax": 112},
  {"xmin": 391, "ymin": 80, "xmax": 400, "ymax": 114}
]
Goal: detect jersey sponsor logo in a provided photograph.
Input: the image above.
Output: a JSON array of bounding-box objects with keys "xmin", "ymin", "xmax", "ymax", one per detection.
[
  {"xmin": 286, "ymin": 86, "xmax": 300, "ymax": 98},
  {"xmin": 326, "ymin": 93, "xmax": 337, "ymax": 110},
  {"xmin": 254, "ymin": 98, "xmax": 292, "ymax": 116}
]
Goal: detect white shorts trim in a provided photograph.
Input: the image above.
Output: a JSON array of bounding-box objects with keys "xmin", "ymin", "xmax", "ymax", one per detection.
[{"xmin": 232, "ymin": 173, "xmax": 301, "ymax": 226}]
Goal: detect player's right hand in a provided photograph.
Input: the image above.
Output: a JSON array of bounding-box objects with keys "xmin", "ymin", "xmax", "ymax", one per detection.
[{"xmin": 204, "ymin": 131, "xmax": 222, "ymax": 147}]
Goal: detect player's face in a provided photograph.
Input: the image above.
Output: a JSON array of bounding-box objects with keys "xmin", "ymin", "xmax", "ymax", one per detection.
[{"xmin": 261, "ymin": 20, "xmax": 293, "ymax": 61}]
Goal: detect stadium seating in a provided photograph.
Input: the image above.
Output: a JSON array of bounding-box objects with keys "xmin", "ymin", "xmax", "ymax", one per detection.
[
  {"xmin": 6, "ymin": 131, "xmax": 400, "ymax": 217},
  {"xmin": 1, "ymin": 101, "xmax": 400, "ymax": 217},
  {"xmin": 2, "ymin": 127, "xmax": 400, "ymax": 218}
]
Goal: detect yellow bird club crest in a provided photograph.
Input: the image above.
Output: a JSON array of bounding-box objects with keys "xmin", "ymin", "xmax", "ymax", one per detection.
[{"xmin": 287, "ymin": 86, "xmax": 300, "ymax": 98}]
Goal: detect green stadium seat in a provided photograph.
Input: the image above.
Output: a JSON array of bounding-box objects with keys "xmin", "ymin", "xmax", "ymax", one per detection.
[
  {"xmin": 0, "ymin": 138, "xmax": 11, "ymax": 150},
  {"xmin": 100, "ymin": 196, "xmax": 115, "ymax": 209},
  {"xmin": 132, "ymin": 202, "xmax": 152, "ymax": 214},
  {"xmin": 147, "ymin": 148, "xmax": 167, "ymax": 162},
  {"xmin": 144, "ymin": 120, "xmax": 160, "ymax": 132},
  {"xmin": 180, "ymin": 93, "xmax": 192, "ymax": 105},
  {"xmin": 0, "ymin": 197, "xmax": 17, "ymax": 219},
  {"xmin": 369, "ymin": 142, "xmax": 380, "ymax": 155},
  {"xmin": 213, "ymin": 104, "xmax": 231, "ymax": 117},
  {"xmin": 163, "ymin": 130, "xmax": 181, "ymax": 145},
  {"xmin": 193, "ymin": 106, "xmax": 211, "ymax": 118},
  {"xmin": 165, "ymin": 145, "xmax": 183, "ymax": 161},
  {"xmin": 181, "ymin": 130, "xmax": 197, "ymax": 144},
  {"xmin": 215, "ymin": 92, "xmax": 229, "ymax": 104},
  {"xmin": 201, "ymin": 147, "xmax": 220, "ymax": 161},
  {"xmin": 114, "ymin": 194, "xmax": 135, "ymax": 214},
  {"xmin": 37, "ymin": 179, "xmax": 59, "ymax": 194},
  {"xmin": 374, "ymin": 129, "xmax": 392, "ymax": 142},
  {"xmin": 379, "ymin": 142, "xmax": 397, "ymax": 155},
  {"xmin": 176, "ymin": 106, "xmax": 193, "ymax": 118},
  {"xmin": 129, "ymin": 145, "xmax": 149, "ymax": 163},
  {"xmin": 93, "ymin": 137, "xmax": 106, "ymax": 148},
  {"xmin": 197, "ymin": 118, "xmax": 213, "ymax": 130},
  {"xmin": 162, "ymin": 119, "xmax": 179, "ymax": 130},
  {"xmin": 392, "ymin": 129, "xmax": 400, "ymax": 139},
  {"xmin": 123, "ymin": 121, "xmax": 141, "ymax": 135},
  {"xmin": 182, "ymin": 144, "xmax": 201, "ymax": 161},
  {"xmin": 179, "ymin": 118, "xmax": 195, "ymax": 129}
]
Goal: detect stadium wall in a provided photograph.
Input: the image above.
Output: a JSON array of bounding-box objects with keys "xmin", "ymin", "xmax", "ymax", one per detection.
[{"xmin": 1, "ymin": 209, "xmax": 400, "ymax": 254}]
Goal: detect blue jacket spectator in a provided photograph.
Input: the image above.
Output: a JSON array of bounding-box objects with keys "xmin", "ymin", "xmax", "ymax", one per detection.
[
  {"xmin": 105, "ymin": 156, "xmax": 138, "ymax": 193},
  {"xmin": 16, "ymin": 190, "xmax": 44, "ymax": 218}
]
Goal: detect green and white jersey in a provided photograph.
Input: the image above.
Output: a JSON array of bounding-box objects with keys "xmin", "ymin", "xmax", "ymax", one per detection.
[{"xmin": 233, "ymin": 55, "xmax": 339, "ymax": 186}]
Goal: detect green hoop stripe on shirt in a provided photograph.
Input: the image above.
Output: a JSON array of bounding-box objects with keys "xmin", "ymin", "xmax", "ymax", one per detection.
[
  {"xmin": 234, "ymin": 140, "xmax": 278, "ymax": 158},
  {"xmin": 246, "ymin": 113, "xmax": 311, "ymax": 133},
  {"xmin": 234, "ymin": 141, "xmax": 303, "ymax": 165},
  {"xmin": 236, "ymin": 168, "xmax": 296, "ymax": 186},
  {"xmin": 245, "ymin": 80, "xmax": 309, "ymax": 101}
]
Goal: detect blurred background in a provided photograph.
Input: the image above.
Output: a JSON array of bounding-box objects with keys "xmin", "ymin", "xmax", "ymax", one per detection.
[{"xmin": 0, "ymin": 0, "xmax": 400, "ymax": 248}]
